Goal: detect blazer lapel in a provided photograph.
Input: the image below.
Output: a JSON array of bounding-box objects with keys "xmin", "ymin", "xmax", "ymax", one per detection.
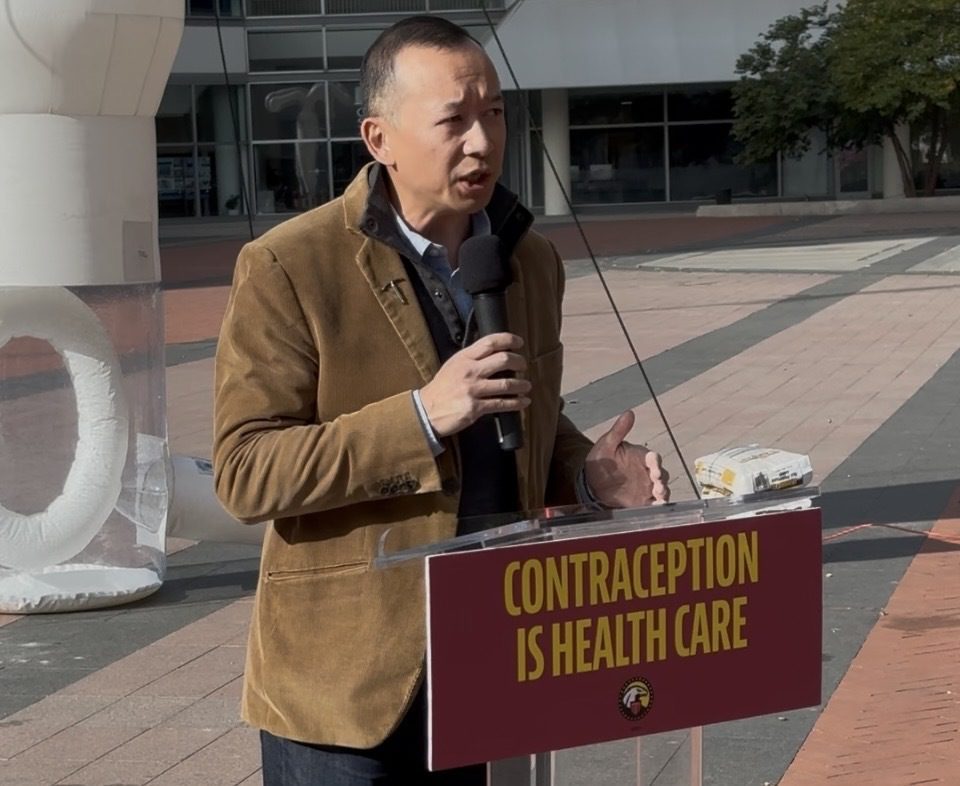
[{"xmin": 354, "ymin": 238, "xmax": 440, "ymax": 385}]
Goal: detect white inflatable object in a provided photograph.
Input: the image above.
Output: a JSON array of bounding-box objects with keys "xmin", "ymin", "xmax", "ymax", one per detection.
[
  {"xmin": 168, "ymin": 455, "xmax": 264, "ymax": 545},
  {"xmin": 118, "ymin": 433, "xmax": 173, "ymax": 550},
  {"xmin": 0, "ymin": 1, "xmax": 183, "ymax": 287},
  {"xmin": 0, "ymin": 287, "xmax": 129, "ymax": 570},
  {"xmin": 0, "ymin": 564, "xmax": 161, "ymax": 614},
  {"xmin": 695, "ymin": 445, "xmax": 814, "ymax": 499},
  {"xmin": 0, "ymin": 1, "xmax": 183, "ymax": 611}
]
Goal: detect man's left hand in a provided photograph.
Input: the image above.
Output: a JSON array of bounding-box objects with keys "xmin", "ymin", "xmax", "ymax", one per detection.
[{"xmin": 584, "ymin": 410, "xmax": 670, "ymax": 508}]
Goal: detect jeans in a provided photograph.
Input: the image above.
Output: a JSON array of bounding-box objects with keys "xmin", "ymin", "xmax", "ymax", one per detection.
[{"xmin": 260, "ymin": 688, "xmax": 486, "ymax": 785}]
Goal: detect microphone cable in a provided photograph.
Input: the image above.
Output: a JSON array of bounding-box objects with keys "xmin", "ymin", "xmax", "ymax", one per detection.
[{"xmin": 481, "ymin": 2, "xmax": 700, "ymax": 498}]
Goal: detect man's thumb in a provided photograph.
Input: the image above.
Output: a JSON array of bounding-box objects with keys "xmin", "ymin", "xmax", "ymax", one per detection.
[{"xmin": 601, "ymin": 410, "xmax": 635, "ymax": 448}]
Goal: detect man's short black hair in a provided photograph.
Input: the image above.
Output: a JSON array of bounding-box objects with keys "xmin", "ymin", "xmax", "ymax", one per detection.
[{"xmin": 360, "ymin": 15, "xmax": 479, "ymax": 118}]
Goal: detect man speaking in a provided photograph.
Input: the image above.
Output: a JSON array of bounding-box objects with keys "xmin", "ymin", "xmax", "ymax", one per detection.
[{"xmin": 213, "ymin": 15, "xmax": 669, "ymax": 785}]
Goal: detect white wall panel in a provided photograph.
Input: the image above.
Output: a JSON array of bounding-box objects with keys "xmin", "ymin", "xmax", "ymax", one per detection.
[{"xmin": 487, "ymin": 0, "xmax": 817, "ymax": 89}]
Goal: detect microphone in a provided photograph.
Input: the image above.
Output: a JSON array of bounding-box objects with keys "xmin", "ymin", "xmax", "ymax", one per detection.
[{"xmin": 459, "ymin": 235, "xmax": 524, "ymax": 452}]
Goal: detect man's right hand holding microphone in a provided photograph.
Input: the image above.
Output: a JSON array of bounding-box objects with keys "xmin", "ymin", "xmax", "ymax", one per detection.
[{"xmin": 418, "ymin": 332, "xmax": 670, "ymax": 507}]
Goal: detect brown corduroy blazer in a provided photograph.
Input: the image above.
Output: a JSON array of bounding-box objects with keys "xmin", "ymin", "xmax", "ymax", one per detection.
[{"xmin": 213, "ymin": 164, "xmax": 593, "ymax": 747}]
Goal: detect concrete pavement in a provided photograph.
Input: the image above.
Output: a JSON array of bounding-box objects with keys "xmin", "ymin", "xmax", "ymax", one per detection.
[{"xmin": 1, "ymin": 210, "xmax": 959, "ymax": 784}]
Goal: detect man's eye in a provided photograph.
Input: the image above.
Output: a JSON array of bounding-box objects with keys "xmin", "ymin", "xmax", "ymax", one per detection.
[
  {"xmin": 488, "ymin": 107, "xmax": 504, "ymax": 117},
  {"xmin": 440, "ymin": 115, "xmax": 462, "ymax": 125}
]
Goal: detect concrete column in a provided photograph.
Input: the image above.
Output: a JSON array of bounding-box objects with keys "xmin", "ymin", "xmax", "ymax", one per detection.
[
  {"xmin": 541, "ymin": 88, "xmax": 571, "ymax": 217},
  {"xmin": 882, "ymin": 123, "xmax": 911, "ymax": 198}
]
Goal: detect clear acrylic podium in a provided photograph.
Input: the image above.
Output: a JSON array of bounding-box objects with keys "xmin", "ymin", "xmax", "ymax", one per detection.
[{"xmin": 375, "ymin": 487, "xmax": 821, "ymax": 786}]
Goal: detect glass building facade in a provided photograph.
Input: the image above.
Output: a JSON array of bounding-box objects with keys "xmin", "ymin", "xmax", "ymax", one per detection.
[
  {"xmin": 163, "ymin": 0, "xmax": 959, "ymax": 221},
  {"xmin": 558, "ymin": 86, "xmax": 778, "ymax": 208},
  {"xmin": 157, "ymin": 85, "xmax": 250, "ymax": 218},
  {"xmin": 157, "ymin": 77, "xmax": 783, "ymax": 218},
  {"xmin": 174, "ymin": 1, "xmax": 960, "ymax": 221}
]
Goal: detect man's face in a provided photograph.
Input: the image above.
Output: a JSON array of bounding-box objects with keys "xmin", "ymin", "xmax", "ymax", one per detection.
[{"xmin": 367, "ymin": 43, "xmax": 506, "ymax": 223}]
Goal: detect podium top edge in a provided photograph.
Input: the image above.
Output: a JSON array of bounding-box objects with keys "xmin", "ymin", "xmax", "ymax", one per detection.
[{"xmin": 374, "ymin": 486, "xmax": 820, "ymax": 568}]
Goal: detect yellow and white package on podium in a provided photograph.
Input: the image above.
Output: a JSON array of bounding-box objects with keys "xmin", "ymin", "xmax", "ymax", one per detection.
[{"xmin": 695, "ymin": 446, "xmax": 814, "ymax": 499}]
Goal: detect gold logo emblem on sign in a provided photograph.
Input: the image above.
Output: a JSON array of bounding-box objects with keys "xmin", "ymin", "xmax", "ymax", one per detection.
[{"xmin": 619, "ymin": 677, "xmax": 654, "ymax": 721}]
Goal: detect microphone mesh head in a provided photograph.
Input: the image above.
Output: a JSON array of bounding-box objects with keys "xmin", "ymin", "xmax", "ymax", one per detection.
[{"xmin": 459, "ymin": 235, "xmax": 510, "ymax": 295}]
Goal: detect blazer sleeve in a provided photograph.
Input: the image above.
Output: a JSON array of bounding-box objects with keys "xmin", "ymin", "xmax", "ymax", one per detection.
[
  {"xmin": 212, "ymin": 241, "xmax": 444, "ymax": 523},
  {"xmin": 544, "ymin": 242, "xmax": 595, "ymax": 506}
]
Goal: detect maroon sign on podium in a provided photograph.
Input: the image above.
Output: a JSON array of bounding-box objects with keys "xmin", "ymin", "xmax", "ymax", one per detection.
[{"xmin": 426, "ymin": 508, "xmax": 822, "ymax": 771}]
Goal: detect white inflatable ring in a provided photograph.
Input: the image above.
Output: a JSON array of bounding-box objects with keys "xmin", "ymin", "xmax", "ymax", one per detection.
[{"xmin": 0, "ymin": 287, "xmax": 128, "ymax": 570}]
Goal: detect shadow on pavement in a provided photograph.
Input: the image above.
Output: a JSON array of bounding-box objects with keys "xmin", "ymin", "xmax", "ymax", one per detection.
[{"xmin": 819, "ymin": 478, "xmax": 960, "ymax": 564}]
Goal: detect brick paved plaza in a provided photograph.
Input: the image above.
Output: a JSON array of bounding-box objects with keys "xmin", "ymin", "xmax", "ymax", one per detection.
[{"xmin": 2, "ymin": 209, "xmax": 959, "ymax": 784}]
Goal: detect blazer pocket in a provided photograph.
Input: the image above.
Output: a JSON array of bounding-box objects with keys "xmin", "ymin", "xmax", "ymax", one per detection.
[{"xmin": 265, "ymin": 561, "xmax": 368, "ymax": 583}]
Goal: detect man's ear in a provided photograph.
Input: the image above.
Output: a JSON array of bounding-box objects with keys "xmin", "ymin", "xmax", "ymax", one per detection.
[{"xmin": 361, "ymin": 116, "xmax": 395, "ymax": 167}]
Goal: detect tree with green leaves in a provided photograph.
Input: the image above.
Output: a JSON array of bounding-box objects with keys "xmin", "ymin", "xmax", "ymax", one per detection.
[
  {"xmin": 832, "ymin": 0, "xmax": 960, "ymax": 196},
  {"xmin": 733, "ymin": 4, "xmax": 856, "ymax": 162},
  {"xmin": 733, "ymin": 0, "xmax": 960, "ymax": 197}
]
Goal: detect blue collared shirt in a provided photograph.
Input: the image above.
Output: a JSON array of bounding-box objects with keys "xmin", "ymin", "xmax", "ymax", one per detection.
[
  {"xmin": 396, "ymin": 208, "xmax": 490, "ymax": 457},
  {"xmin": 397, "ymin": 207, "xmax": 600, "ymax": 506},
  {"xmin": 393, "ymin": 208, "xmax": 491, "ymax": 324}
]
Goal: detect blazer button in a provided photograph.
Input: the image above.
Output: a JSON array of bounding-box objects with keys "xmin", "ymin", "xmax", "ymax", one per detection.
[{"xmin": 442, "ymin": 477, "xmax": 461, "ymax": 496}]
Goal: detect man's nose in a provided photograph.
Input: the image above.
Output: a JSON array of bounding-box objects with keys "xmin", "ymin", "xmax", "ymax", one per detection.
[{"xmin": 463, "ymin": 119, "xmax": 493, "ymax": 157}]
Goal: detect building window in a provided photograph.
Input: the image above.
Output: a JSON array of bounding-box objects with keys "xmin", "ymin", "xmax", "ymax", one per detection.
[
  {"xmin": 571, "ymin": 127, "xmax": 666, "ymax": 203},
  {"xmin": 252, "ymin": 83, "xmax": 327, "ymax": 140},
  {"xmin": 255, "ymin": 142, "xmax": 329, "ymax": 213},
  {"xmin": 912, "ymin": 127, "xmax": 960, "ymax": 192},
  {"xmin": 667, "ymin": 88, "xmax": 735, "ymax": 122},
  {"xmin": 668, "ymin": 123, "xmax": 776, "ymax": 201},
  {"xmin": 937, "ymin": 153, "xmax": 960, "ymax": 191},
  {"xmin": 251, "ymin": 82, "xmax": 331, "ymax": 213},
  {"xmin": 156, "ymin": 85, "xmax": 193, "ymax": 144},
  {"xmin": 247, "ymin": 0, "xmax": 324, "ymax": 14},
  {"xmin": 187, "ymin": 0, "xmax": 243, "ymax": 16},
  {"xmin": 245, "ymin": 0, "xmax": 502, "ymax": 12},
  {"xmin": 157, "ymin": 146, "xmax": 197, "ymax": 218},
  {"xmin": 665, "ymin": 88, "xmax": 777, "ymax": 200},
  {"xmin": 325, "ymin": 28, "xmax": 381, "ymax": 70},
  {"xmin": 195, "ymin": 87, "xmax": 249, "ymax": 216},
  {"xmin": 528, "ymin": 131, "xmax": 545, "ymax": 210},
  {"xmin": 332, "ymin": 141, "xmax": 372, "ymax": 195},
  {"xmin": 156, "ymin": 84, "xmax": 252, "ymax": 218},
  {"xmin": 196, "ymin": 86, "xmax": 248, "ymax": 142},
  {"xmin": 249, "ymin": 30, "xmax": 326, "ymax": 72},
  {"xmin": 431, "ymin": 0, "xmax": 504, "ymax": 9},
  {"xmin": 566, "ymin": 87, "xmax": 665, "ymax": 205},
  {"xmin": 326, "ymin": 0, "xmax": 425, "ymax": 12},
  {"xmin": 782, "ymin": 129, "xmax": 830, "ymax": 198},
  {"xmin": 569, "ymin": 89, "xmax": 663, "ymax": 126},
  {"xmin": 328, "ymin": 81, "xmax": 363, "ymax": 137},
  {"xmin": 198, "ymin": 144, "xmax": 247, "ymax": 216}
]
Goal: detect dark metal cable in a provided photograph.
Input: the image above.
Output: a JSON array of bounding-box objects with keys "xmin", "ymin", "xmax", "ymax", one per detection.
[
  {"xmin": 481, "ymin": 3, "xmax": 700, "ymax": 498},
  {"xmin": 213, "ymin": 5, "xmax": 255, "ymax": 241}
]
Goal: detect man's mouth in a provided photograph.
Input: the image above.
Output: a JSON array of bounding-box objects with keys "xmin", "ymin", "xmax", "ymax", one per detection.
[{"xmin": 459, "ymin": 170, "xmax": 491, "ymax": 186}]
